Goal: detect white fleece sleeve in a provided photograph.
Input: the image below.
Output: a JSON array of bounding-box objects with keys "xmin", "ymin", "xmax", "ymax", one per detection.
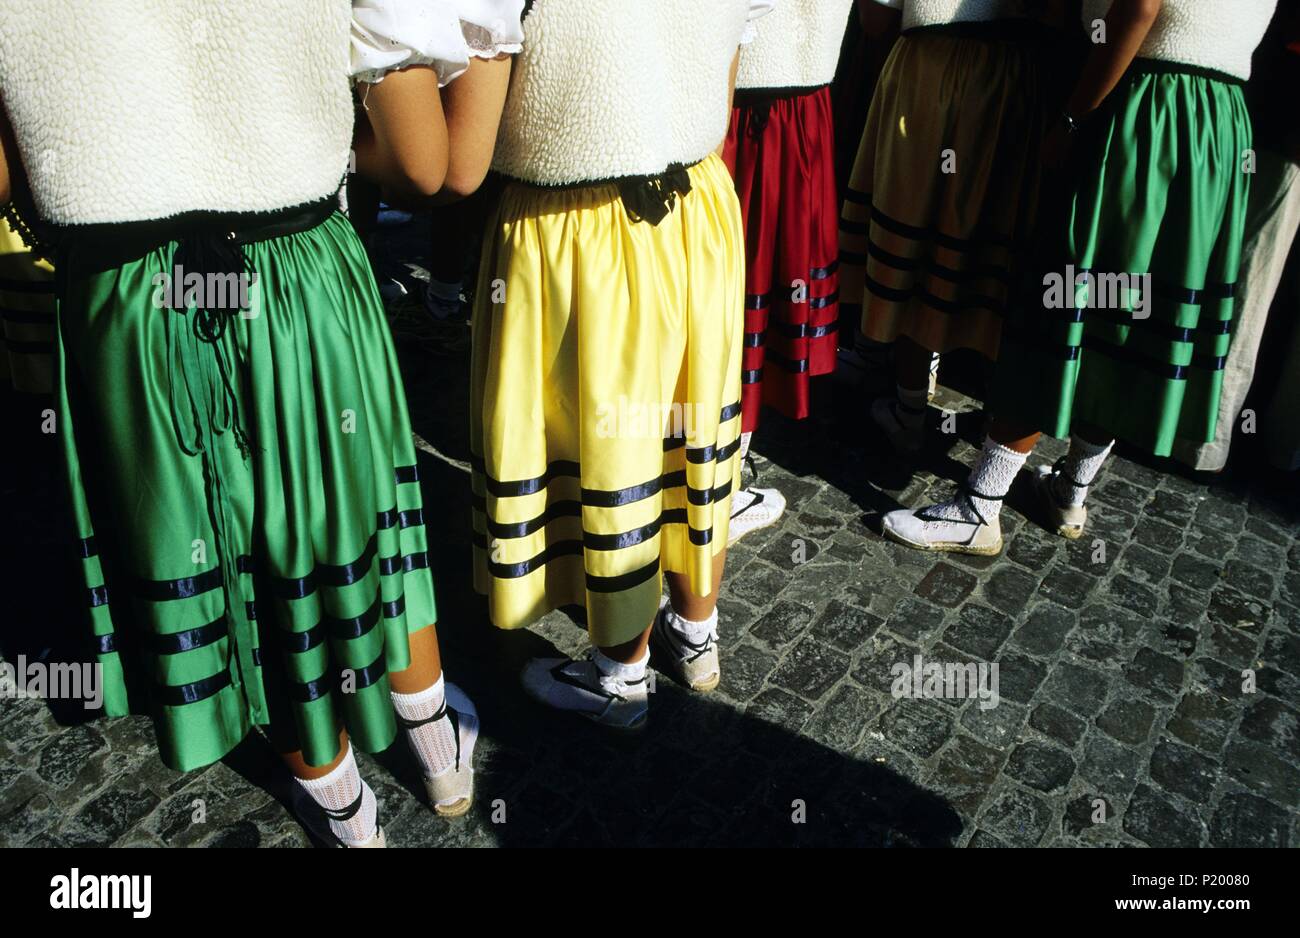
[
  {"xmin": 457, "ymin": 0, "xmax": 526, "ymax": 59},
  {"xmin": 741, "ymin": 0, "xmax": 778, "ymax": 45},
  {"xmin": 351, "ymin": 0, "xmax": 471, "ymax": 86}
]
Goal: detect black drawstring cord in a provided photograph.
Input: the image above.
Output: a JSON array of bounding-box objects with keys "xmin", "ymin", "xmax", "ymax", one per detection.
[{"xmin": 168, "ymin": 228, "xmax": 254, "ymax": 459}]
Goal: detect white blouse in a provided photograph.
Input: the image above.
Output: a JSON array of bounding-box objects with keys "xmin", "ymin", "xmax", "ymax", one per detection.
[{"xmin": 352, "ymin": 0, "xmax": 526, "ymax": 86}]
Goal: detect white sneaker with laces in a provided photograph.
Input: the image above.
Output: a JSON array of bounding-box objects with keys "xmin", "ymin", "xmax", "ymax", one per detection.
[
  {"xmin": 650, "ymin": 600, "xmax": 720, "ymax": 692},
  {"xmin": 520, "ymin": 653, "xmax": 649, "ymax": 730}
]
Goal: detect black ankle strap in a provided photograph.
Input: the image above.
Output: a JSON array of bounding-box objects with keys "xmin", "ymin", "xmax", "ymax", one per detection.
[
  {"xmin": 1052, "ymin": 457, "xmax": 1090, "ymax": 489},
  {"xmin": 323, "ymin": 788, "xmax": 366, "ymax": 822},
  {"xmin": 397, "ymin": 697, "xmax": 463, "ymax": 771}
]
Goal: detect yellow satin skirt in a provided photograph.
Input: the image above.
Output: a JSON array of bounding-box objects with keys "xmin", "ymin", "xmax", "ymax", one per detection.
[{"xmin": 470, "ymin": 154, "xmax": 745, "ymax": 646}]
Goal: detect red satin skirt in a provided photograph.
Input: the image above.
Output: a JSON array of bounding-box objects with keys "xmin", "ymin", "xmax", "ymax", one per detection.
[{"xmin": 723, "ymin": 84, "xmax": 840, "ymax": 434}]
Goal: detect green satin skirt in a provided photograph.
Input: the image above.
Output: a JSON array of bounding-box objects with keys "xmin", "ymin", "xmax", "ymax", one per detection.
[
  {"xmin": 992, "ymin": 63, "xmax": 1252, "ymax": 456},
  {"xmin": 56, "ymin": 211, "xmax": 436, "ymax": 771}
]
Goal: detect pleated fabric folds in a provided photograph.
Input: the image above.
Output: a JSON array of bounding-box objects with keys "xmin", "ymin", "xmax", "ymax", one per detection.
[
  {"xmin": 839, "ymin": 31, "xmax": 1048, "ymax": 360},
  {"xmin": 57, "ymin": 212, "xmax": 436, "ymax": 771},
  {"xmin": 724, "ymin": 85, "xmax": 840, "ymax": 433},
  {"xmin": 992, "ymin": 65, "xmax": 1253, "ymax": 456},
  {"xmin": 470, "ymin": 154, "xmax": 745, "ymax": 647}
]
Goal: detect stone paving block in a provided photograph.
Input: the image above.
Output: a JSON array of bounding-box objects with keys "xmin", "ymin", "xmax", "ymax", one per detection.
[
  {"xmin": 748, "ymin": 597, "xmax": 817, "ymax": 648},
  {"xmin": 943, "ymin": 602, "xmax": 1016, "ymax": 660},
  {"xmin": 809, "ymin": 599, "xmax": 883, "ymax": 652},
  {"xmin": 914, "ymin": 562, "xmax": 978, "ymax": 608},
  {"xmin": 1222, "ymin": 740, "xmax": 1300, "ymax": 809},
  {"xmin": 1095, "ymin": 698, "xmax": 1157, "ymax": 746},
  {"xmin": 770, "ymin": 638, "xmax": 851, "ymax": 702},
  {"xmin": 1149, "ymin": 738, "xmax": 1218, "ymax": 803},
  {"xmin": 1030, "ymin": 703, "xmax": 1088, "ymax": 749},
  {"xmin": 1123, "ymin": 783, "xmax": 1205, "ymax": 847},
  {"xmin": 886, "ymin": 595, "xmax": 948, "ymax": 643},
  {"xmin": 1209, "ymin": 791, "xmax": 1292, "ymax": 848},
  {"xmin": 1009, "ymin": 602, "xmax": 1076, "ymax": 658},
  {"xmin": 1079, "ymin": 733, "xmax": 1142, "ymax": 799},
  {"xmin": 1006, "ymin": 741, "xmax": 1076, "ymax": 793},
  {"xmin": 927, "ymin": 733, "xmax": 1006, "ymax": 816},
  {"xmin": 979, "ymin": 783, "xmax": 1053, "ymax": 847},
  {"xmin": 1124, "ymin": 646, "xmax": 1186, "ymax": 702}
]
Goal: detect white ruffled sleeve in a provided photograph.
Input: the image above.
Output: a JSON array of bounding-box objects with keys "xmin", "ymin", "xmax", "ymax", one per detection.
[
  {"xmin": 740, "ymin": 0, "xmax": 777, "ymax": 46},
  {"xmin": 351, "ymin": 0, "xmax": 471, "ymax": 86},
  {"xmin": 457, "ymin": 0, "xmax": 526, "ymax": 60}
]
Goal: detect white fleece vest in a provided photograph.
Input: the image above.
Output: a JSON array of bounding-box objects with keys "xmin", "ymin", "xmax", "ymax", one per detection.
[
  {"xmin": 736, "ymin": 0, "xmax": 855, "ymax": 91},
  {"xmin": 0, "ymin": 0, "xmax": 353, "ymax": 225},
  {"xmin": 1082, "ymin": 0, "xmax": 1277, "ymax": 82},
  {"xmin": 492, "ymin": 0, "xmax": 752, "ymax": 185},
  {"xmin": 899, "ymin": 0, "xmax": 1044, "ymax": 31}
]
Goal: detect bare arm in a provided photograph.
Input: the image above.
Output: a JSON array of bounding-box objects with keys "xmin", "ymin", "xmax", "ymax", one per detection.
[
  {"xmin": 431, "ymin": 55, "xmax": 513, "ymax": 204},
  {"xmin": 1066, "ymin": 0, "xmax": 1163, "ymax": 119},
  {"xmin": 353, "ymin": 65, "xmax": 449, "ymax": 206},
  {"xmin": 715, "ymin": 50, "xmax": 740, "ymax": 158},
  {"xmin": 0, "ymin": 103, "xmax": 13, "ymax": 205},
  {"xmin": 857, "ymin": 0, "xmax": 902, "ymax": 37}
]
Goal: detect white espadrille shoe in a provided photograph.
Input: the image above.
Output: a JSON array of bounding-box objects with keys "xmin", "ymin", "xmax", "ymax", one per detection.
[
  {"xmin": 882, "ymin": 493, "xmax": 1003, "ymax": 556},
  {"xmin": 346, "ymin": 827, "xmax": 387, "ymax": 848},
  {"xmin": 1028, "ymin": 462, "xmax": 1088, "ymax": 540},
  {"xmin": 650, "ymin": 600, "xmax": 720, "ymax": 693},
  {"xmin": 870, "ymin": 396, "xmax": 924, "ymax": 454},
  {"xmin": 521, "ymin": 653, "xmax": 648, "ymax": 731},
  {"xmin": 401, "ymin": 682, "xmax": 478, "ymax": 818}
]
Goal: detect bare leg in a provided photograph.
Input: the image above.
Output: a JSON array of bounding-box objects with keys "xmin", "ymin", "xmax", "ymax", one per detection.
[
  {"xmin": 596, "ymin": 550, "xmax": 727, "ymax": 662},
  {"xmin": 389, "ymin": 624, "xmax": 442, "ymax": 694},
  {"xmin": 666, "ymin": 548, "xmax": 727, "ymax": 621},
  {"xmin": 987, "ymin": 415, "xmax": 1042, "ymax": 455}
]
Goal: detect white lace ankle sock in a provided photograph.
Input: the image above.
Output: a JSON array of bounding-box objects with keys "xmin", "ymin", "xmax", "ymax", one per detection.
[
  {"xmin": 894, "ymin": 383, "xmax": 929, "ymax": 430},
  {"xmin": 592, "ymin": 647, "xmax": 649, "ymax": 682},
  {"xmin": 392, "ymin": 674, "xmax": 460, "ymax": 779},
  {"xmin": 1052, "ymin": 436, "xmax": 1114, "ymax": 508},
  {"xmin": 925, "ymin": 438, "xmax": 1028, "ymax": 524},
  {"xmin": 295, "ymin": 742, "xmax": 378, "ymax": 847},
  {"xmin": 667, "ymin": 606, "xmax": 719, "ymax": 645},
  {"xmin": 738, "ymin": 431, "xmax": 753, "ymax": 462}
]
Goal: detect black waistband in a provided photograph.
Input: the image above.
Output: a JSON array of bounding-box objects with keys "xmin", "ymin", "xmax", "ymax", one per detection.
[
  {"xmin": 733, "ymin": 84, "xmax": 830, "ymax": 106},
  {"xmin": 54, "ymin": 197, "xmax": 339, "ymax": 274},
  {"xmin": 500, "ymin": 159, "xmax": 704, "ymax": 226},
  {"xmin": 1127, "ymin": 57, "xmax": 1246, "ymax": 87}
]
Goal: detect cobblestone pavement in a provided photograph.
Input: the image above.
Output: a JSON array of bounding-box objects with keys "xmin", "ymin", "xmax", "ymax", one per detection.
[{"xmin": 3, "ymin": 255, "xmax": 1298, "ymax": 849}]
